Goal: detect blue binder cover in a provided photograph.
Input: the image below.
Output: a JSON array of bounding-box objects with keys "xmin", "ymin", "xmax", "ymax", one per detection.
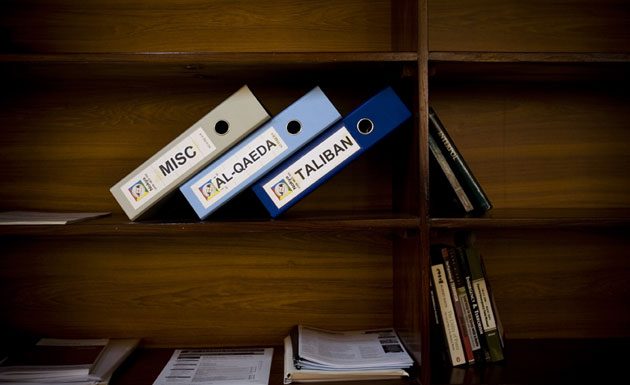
[
  {"xmin": 180, "ymin": 86, "xmax": 341, "ymax": 219},
  {"xmin": 252, "ymin": 87, "xmax": 411, "ymax": 218}
]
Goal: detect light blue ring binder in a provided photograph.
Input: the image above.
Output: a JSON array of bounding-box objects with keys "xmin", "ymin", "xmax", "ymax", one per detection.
[{"xmin": 180, "ymin": 86, "xmax": 341, "ymax": 220}]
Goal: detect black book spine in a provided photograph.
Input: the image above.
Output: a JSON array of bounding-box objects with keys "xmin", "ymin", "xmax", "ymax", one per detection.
[
  {"xmin": 428, "ymin": 107, "xmax": 492, "ymax": 212},
  {"xmin": 428, "ymin": 132, "xmax": 474, "ymax": 213}
]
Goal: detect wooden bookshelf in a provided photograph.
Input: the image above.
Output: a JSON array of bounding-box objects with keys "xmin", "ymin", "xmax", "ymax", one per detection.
[
  {"xmin": 1, "ymin": 0, "xmax": 629, "ymax": 384},
  {"xmin": 426, "ymin": 1, "xmax": 630, "ymax": 384}
]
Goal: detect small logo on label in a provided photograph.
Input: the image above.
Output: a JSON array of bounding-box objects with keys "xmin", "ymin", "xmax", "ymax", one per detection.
[
  {"xmin": 271, "ymin": 180, "xmax": 292, "ymax": 200},
  {"xmin": 128, "ymin": 181, "xmax": 149, "ymax": 201},
  {"xmin": 199, "ymin": 180, "xmax": 220, "ymax": 200}
]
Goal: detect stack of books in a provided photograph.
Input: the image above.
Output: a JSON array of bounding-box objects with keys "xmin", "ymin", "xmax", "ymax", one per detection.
[
  {"xmin": 283, "ymin": 325, "xmax": 414, "ymax": 383},
  {"xmin": 0, "ymin": 338, "xmax": 139, "ymax": 385},
  {"xmin": 429, "ymin": 236, "xmax": 505, "ymax": 367}
]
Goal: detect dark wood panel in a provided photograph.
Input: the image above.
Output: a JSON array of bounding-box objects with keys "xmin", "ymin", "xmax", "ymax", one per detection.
[
  {"xmin": 0, "ymin": 0, "xmax": 408, "ymax": 53},
  {"xmin": 429, "ymin": 79, "xmax": 630, "ymax": 210},
  {"xmin": 429, "ymin": 0, "xmax": 630, "ymax": 53},
  {"xmin": 393, "ymin": 232, "xmax": 425, "ymax": 371},
  {"xmin": 472, "ymin": 229, "xmax": 630, "ymax": 339},
  {"xmin": 0, "ymin": 231, "xmax": 394, "ymax": 347},
  {"xmin": 432, "ymin": 338, "xmax": 630, "ymax": 384}
]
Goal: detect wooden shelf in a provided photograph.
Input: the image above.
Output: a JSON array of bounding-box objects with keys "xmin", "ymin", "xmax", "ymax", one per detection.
[
  {"xmin": 0, "ymin": 213, "xmax": 420, "ymax": 237},
  {"xmin": 430, "ymin": 209, "xmax": 630, "ymax": 230},
  {"xmin": 429, "ymin": 51, "xmax": 630, "ymax": 63},
  {"xmin": 105, "ymin": 338, "xmax": 630, "ymax": 384},
  {"xmin": 110, "ymin": 347, "xmax": 421, "ymax": 385},
  {"xmin": 2, "ymin": 1, "xmax": 629, "ymax": 385},
  {"xmin": 0, "ymin": 52, "xmax": 418, "ymax": 65},
  {"xmin": 431, "ymin": 338, "xmax": 630, "ymax": 385}
]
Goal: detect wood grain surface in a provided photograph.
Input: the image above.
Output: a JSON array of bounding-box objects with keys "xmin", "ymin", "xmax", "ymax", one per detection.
[
  {"xmin": 0, "ymin": 231, "xmax": 395, "ymax": 347},
  {"xmin": 429, "ymin": 74, "xmax": 630, "ymax": 210},
  {"xmin": 429, "ymin": 0, "xmax": 630, "ymax": 53},
  {"xmin": 0, "ymin": 0, "xmax": 415, "ymax": 53}
]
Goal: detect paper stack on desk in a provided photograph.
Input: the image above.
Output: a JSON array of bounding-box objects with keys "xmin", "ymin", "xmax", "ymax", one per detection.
[
  {"xmin": 0, "ymin": 338, "xmax": 139, "ymax": 385},
  {"xmin": 283, "ymin": 325, "xmax": 414, "ymax": 383}
]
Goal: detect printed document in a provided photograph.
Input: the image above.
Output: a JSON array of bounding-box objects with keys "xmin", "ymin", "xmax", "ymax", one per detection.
[
  {"xmin": 0, "ymin": 211, "xmax": 110, "ymax": 225},
  {"xmin": 295, "ymin": 326, "xmax": 413, "ymax": 370},
  {"xmin": 152, "ymin": 348, "xmax": 273, "ymax": 385}
]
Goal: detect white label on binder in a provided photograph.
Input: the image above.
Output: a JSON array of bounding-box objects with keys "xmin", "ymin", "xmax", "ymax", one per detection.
[
  {"xmin": 192, "ymin": 127, "xmax": 288, "ymax": 209},
  {"xmin": 262, "ymin": 126, "xmax": 360, "ymax": 208},
  {"xmin": 121, "ymin": 128, "xmax": 216, "ymax": 209}
]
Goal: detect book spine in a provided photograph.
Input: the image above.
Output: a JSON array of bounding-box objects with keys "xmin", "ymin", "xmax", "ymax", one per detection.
[
  {"xmin": 428, "ymin": 107, "xmax": 492, "ymax": 212},
  {"xmin": 440, "ymin": 247, "xmax": 475, "ymax": 364},
  {"xmin": 480, "ymin": 251, "xmax": 506, "ymax": 350},
  {"xmin": 447, "ymin": 247, "xmax": 485, "ymax": 363},
  {"xmin": 455, "ymin": 246, "xmax": 491, "ymax": 362},
  {"xmin": 428, "ymin": 132, "xmax": 474, "ymax": 212},
  {"xmin": 464, "ymin": 246, "xmax": 504, "ymax": 362},
  {"xmin": 428, "ymin": 280, "xmax": 448, "ymax": 364},
  {"xmin": 430, "ymin": 252, "xmax": 466, "ymax": 366}
]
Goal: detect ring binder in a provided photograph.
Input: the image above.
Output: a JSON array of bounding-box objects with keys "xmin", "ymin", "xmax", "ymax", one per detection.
[
  {"xmin": 180, "ymin": 86, "xmax": 341, "ymax": 220},
  {"xmin": 252, "ymin": 86, "xmax": 411, "ymax": 218},
  {"xmin": 110, "ymin": 85, "xmax": 270, "ymax": 221}
]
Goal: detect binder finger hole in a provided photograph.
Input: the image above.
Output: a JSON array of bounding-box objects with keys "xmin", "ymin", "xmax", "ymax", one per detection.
[
  {"xmin": 357, "ymin": 118, "xmax": 374, "ymax": 135},
  {"xmin": 286, "ymin": 120, "xmax": 302, "ymax": 135},
  {"xmin": 215, "ymin": 120, "xmax": 229, "ymax": 135}
]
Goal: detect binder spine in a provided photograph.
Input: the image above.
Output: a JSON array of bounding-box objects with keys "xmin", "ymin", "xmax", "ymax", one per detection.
[
  {"xmin": 110, "ymin": 85, "xmax": 270, "ymax": 221},
  {"xmin": 253, "ymin": 87, "xmax": 411, "ymax": 218},
  {"xmin": 180, "ymin": 86, "xmax": 341, "ymax": 220}
]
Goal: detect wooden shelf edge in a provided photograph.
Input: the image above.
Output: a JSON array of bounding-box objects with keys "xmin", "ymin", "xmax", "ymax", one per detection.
[
  {"xmin": 431, "ymin": 338, "xmax": 630, "ymax": 385},
  {"xmin": 428, "ymin": 51, "xmax": 630, "ymax": 63},
  {"xmin": 111, "ymin": 346, "xmax": 420, "ymax": 385},
  {"xmin": 0, "ymin": 214, "xmax": 421, "ymax": 236},
  {"xmin": 0, "ymin": 52, "xmax": 418, "ymax": 65},
  {"xmin": 430, "ymin": 208, "xmax": 630, "ymax": 230}
]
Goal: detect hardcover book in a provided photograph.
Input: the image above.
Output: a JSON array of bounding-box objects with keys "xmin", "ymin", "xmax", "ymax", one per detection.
[
  {"xmin": 444, "ymin": 246, "xmax": 485, "ymax": 363},
  {"xmin": 464, "ymin": 246, "xmax": 505, "ymax": 362},
  {"xmin": 429, "ymin": 132, "xmax": 474, "ymax": 214},
  {"xmin": 429, "ymin": 107, "xmax": 492, "ymax": 213},
  {"xmin": 430, "ymin": 249, "xmax": 466, "ymax": 366},
  {"xmin": 439, "ymin": 246, "xmax": 475, "ymax": 364}
]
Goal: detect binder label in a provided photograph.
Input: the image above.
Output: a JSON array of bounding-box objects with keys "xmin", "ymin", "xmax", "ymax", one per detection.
[
  {"xmin": 262, "ymin": 126, "xmax": 360, "ymax": 208},
  {"xmin": 191, "ymin": 127, "xmax": 288, "ymax": 209},
  {"xmin": 121, "ymin": 128, "xmax": 216, "ymax": 209}
]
